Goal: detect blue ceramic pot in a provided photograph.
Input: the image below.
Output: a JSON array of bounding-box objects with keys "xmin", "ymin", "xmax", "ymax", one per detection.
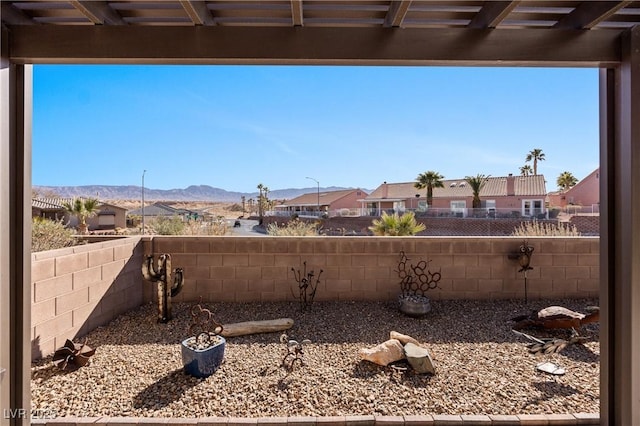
[{"xmin": 181, "ymin": 335, "xmax": 226, "ymax": 378}]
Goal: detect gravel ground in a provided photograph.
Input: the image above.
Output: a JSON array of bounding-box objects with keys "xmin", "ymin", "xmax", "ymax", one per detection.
[{"xmin": 31, "ymin": 298, "xmax": 600, "ymax": 418}]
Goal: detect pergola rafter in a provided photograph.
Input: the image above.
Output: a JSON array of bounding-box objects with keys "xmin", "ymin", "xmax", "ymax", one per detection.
[
  {"xmin": 69, "ymin": 1, "xmax": 126, "ymax": 26},
  {"xmin": 179, "ymin": 0, "xmax": 215, "ymax": 26},
  {"xmin": 554, "ymin": 1, "xmax": 633, "ymax": 29}
]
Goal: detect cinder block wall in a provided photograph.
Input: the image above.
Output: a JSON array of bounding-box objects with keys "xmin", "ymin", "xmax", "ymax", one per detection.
[
  {"xmin": 30, "ymin": 236, "xmax": 599, "ymax": 360},
  {"xmin": 145, "ymin": 236, "xmax": 599, "ymax": 304},
  {"xmin": 31, "ymin": 237, "xmax": 142, "ymax": 360}
]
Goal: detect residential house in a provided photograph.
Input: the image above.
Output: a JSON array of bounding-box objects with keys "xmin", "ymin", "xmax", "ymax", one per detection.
[
  {"xmin": 31, "ymin": 198, "xmax": 127, "ymax": 230},
  {"xmin": 274, "ymin": 188, "xmax": 368, "ymax": 217},
  {"xmin": 363, "ymin": 174, "xmax": 547, "ymax": 218},
  {"xmin": 547, "ymin": 168, "xmax": 600, "ymax": 214},
  {"xmin": 127, "ymin": 202, "xmax": 199, "ymax": 226}
]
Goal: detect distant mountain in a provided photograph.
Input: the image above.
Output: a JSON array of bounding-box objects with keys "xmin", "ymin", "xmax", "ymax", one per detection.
[{"xmin": 32, "ymin": 184, "xmax": 366, "ymax": 202}]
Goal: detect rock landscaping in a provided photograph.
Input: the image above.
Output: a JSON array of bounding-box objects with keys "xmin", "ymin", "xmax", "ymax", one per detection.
[{"xmin": 31, "ymin": 299, "xmax": 600, "ymax": 418}]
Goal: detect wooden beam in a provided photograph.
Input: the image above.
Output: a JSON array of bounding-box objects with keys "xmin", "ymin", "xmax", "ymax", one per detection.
[
  {"xmin": 383, "ymin": 0, "xmax": 412, "ymax": 28},
  {"xmin": 69, "ymin": 1, "xmax": 126, "ymax": 26},
  {"xmin": 7, "ymin": 26, "xmax": 621, "ymax": 66},
  {"xmin": 290, "ymin": 0, "xmax": 303, "ymax": 27},
  {"xmin": 179, "ymin": 0, "xmax": 215, "ymax": 26},
  {"xmin": 554, "ymin": 1, "xmax": 632, "ymax": 29},
  {"xmin": 0, "ymin": 3, "xmax": 36, "ymax": 26},
  {"xmin": 468, "ymin": 1, "xmax": 518, "ymax": 29}
]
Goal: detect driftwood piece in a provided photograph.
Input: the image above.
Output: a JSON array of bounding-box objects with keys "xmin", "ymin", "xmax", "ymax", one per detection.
[
  {"xmin": 404, "ymin": 342, "xmax": 436, "ymax": 375},
  {"xmin": 220, "ymin": 318, "xmax": 294, "ymax": 337}
]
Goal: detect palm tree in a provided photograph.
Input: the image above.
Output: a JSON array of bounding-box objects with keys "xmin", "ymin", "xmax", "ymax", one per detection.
[
  {"xmin": 257, "ymin": 183, "xmax": 270, "ymax": 224},
  {"xmin": 62, "ymin": 197, "xmax": 99, "ymax": 234},
  {"xmin": 525, "ymin": 149, "xmax": 546, "ymax": 175},
  {"xmin": 464, "ymin": 174, "xmax": 490, "ymax": 209},
  {"xmin": 520, "ymin": 165, "xmax": 533, "ymax": 176},
  {"xmin": 557, "ymin": 171, "xmax": 579, "ymax": 190},
  {"xmin": 369, "ymin": 211, "xmax": 426, "ymax": 236},
  {"xmin": 414, "ymin": 171, "xmax": 445, "ymax": 208}
]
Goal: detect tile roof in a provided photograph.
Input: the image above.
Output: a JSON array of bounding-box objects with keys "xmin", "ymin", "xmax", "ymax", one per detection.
[
  {"xmin": 31, "ymin": 198, "xmax": 66, "ymax": 210},
  {"xmin": 32, "ymin": 198, "xmax": 126, "ymax": 211},
  {"xmin": 127, "ymin": 202, "xmax": 196, "ymax": 217},
  {"xmin": 365, "ymin": 175, "xmax": 547, "ymax": 200},
  {"xmin": 279, "ymin": 189, "xmax": 367, "ymax": 207}
]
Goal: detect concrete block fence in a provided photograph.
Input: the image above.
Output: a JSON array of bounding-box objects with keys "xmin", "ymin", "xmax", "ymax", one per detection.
[
  {"xmin": 31, "ymin": 235, "xmax": 599, "ymax": 359},
  {"xmin": 29, "ymin": 236, "xmax": 600, "ymax": 425},
  {"xmin": 31, "ymin": 237, "xmax": 143, "ymax": 360},
  {"xmin": 145, "ymin": 236, "xmax": 599, "ymax": 305}
]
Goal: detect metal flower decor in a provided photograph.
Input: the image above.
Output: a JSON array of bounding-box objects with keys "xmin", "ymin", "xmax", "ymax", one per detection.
[{"xmin": 52, "ymin": 338, "xmax": 96, "ymax": 371}]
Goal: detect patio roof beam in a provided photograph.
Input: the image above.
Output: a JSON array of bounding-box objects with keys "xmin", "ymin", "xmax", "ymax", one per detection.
[
  {"xmin": 468, "ymin": 1, "xmax": 519, "ymax": 29},
  {"xmin": 69, "ymin": 1, "xmax": 126, "ymax": 26},
  {"xmin": 0, "ymin": 3, "xmax": 36, "ymax": 26},
  {"xmin": 7, "ymin": 26, "xmax": 621, "ymax": 66},
  {"xmin": 554, "ymin": 1, "xmax": 632, "ymax": 29},
  {"xmin": 179, "ymin": 1, "xmax": 215, "ymax": 26},
  {"xmin": 290, "ymin": 0, "xmax": 304, "ymax": 27},
  {"xmin": 383, "ymin": 0, "xmax": 412, "ymax": 28}
]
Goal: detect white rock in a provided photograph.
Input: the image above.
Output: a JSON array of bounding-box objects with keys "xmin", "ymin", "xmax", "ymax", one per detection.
[{"xmin": 404, "ymin": 342, "xmax": 436, "ymax": 374}]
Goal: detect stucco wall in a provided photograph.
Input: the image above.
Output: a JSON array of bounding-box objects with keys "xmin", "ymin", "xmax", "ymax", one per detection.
[
  {"xmin": 31, "ymin": 237, "xmax": 142, "ymax": 360},
  {"xmin": 145, "ymin": 236, "xmax": 599, "ymax": 305}
]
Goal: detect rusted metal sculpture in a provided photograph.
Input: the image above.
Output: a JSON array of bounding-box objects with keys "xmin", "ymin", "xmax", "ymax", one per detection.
[
  {"xmin": 513, "ymin": 329, "xmax": 588, "ymax": 356},
  {"xmin": 396, "ymin": 251, "xmax": 441, "ymax": 317},
  {"xmin": 52, "ymin": 338, "xmax": 95, "ymax": 371},
  {"xmin": 188, "ymin": 302, "xmax": 224, "ymax": 349},
  {"xmin": 397, "ymin": 251, "xmax": 441, "ymax": 298},
  {"xmin": 512, "ymin": 306, "xmax": 600, "ymax": 331},
  {"xmin": 517, "ymin": 240, "xmax": 534, "ymax": 303},
  {"xmin": 141, "ymin": 254, "xmax": 184, "ymax": 323},
  {"xmin": 291, "ymin": 261, "xmax": 323, "ymax": 311},
  {"xmin": 280, "ymin": 333, "xmax": 311, "ymax": 371}
]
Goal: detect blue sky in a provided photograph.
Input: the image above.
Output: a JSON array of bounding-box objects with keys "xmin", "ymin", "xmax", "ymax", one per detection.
[{"xmin": 33, "ymin": 65, "xmax": 599, "ymax": 193}]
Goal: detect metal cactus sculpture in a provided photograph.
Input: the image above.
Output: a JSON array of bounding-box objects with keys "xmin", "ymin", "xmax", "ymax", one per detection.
[{"xmin": 141, "ymin": 254, "xmax": 185, "ymax": 323}]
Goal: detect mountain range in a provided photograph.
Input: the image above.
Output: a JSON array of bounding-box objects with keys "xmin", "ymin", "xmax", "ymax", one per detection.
[{"xmin": 32, "ymin": 184, "xmax": 367, "ymax": 202}]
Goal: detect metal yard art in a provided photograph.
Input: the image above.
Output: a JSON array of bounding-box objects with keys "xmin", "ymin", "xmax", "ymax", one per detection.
[{"xmin": 141, "ymin": 254, "xmax": 185, "ymax": 323}]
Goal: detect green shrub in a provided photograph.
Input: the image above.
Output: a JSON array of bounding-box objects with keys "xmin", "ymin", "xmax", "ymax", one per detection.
[
  {"xmin": 267, "ymin": 219, "xmax": 318, "ymax": 236},
  {"xmin": 31, "ymin": 217, "xmax": 75, "ymax": 252},
  {"xmin": 150, "ymin": 215, "xmax": 185, "ymax": 235},
  {"xmin": 512, "ymin": 220, "xmax": 581, "ymax": 236},
  {"xmin": 369, "ymin": 211, "xmax": 426, "ymax": 236}
]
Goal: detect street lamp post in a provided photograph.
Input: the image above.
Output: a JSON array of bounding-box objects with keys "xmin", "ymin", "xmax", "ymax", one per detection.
[
  {"xmin": 306, "ymin": 176, "xmax": 320, "ymax": 216},
  {"xmin": 142, "ymin": 170, "xmax": 147, "ymax": 235}
]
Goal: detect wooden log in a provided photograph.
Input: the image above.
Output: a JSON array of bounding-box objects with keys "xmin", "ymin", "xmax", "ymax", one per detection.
[{"xmin": 220, "ymin": 318, "xmax": 294, "ymax": 337}]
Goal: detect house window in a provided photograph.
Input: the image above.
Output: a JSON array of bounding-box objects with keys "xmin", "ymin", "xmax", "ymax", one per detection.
[
  {"xmin": 484, "ymin": 200, "xmax": 496, "ymax": 210},
  {"xmin": 450, "ymin": 200, "xmax": 466, "ymax": 217},
  {"xmin": 393, "ymin": 201, "xmax": 406, "ymax": 213},
  {"xmin": 522, "ymin": 199, "xmax": 543, "ymax": 217}
]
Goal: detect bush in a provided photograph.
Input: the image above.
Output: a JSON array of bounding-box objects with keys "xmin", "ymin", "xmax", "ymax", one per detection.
[
  {"xmin": 183, "ymin": 217, "xmax": 228, "ymax": 235},
  {"xmin": 150, "ymin": 215, "xmax": 185, "ymax": 235},
  {"xmin": 369, "ymin": 211, "xmax": 426, "ymax": 236},
  {"xmin": 267, "ymin": 219, "xmax": 319, "ymax": 236},
  {"xmin": 512, "ymin": 220, "xmax": 581, "ymax": 236},
  {"xmin": 31, "ymin": 217, "xmax": 75, "ymax": 252}
]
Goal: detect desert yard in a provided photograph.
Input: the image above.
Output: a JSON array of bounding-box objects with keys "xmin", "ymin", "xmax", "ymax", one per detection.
[{"xmin": 31, "ymin": 298, "xmax": 599, "ymax": 419}]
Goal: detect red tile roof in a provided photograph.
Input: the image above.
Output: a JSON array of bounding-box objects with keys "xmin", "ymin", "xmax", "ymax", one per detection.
[{"xmin": 365, "ymin": 175, "xmax": 547, "ymax": 200}]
